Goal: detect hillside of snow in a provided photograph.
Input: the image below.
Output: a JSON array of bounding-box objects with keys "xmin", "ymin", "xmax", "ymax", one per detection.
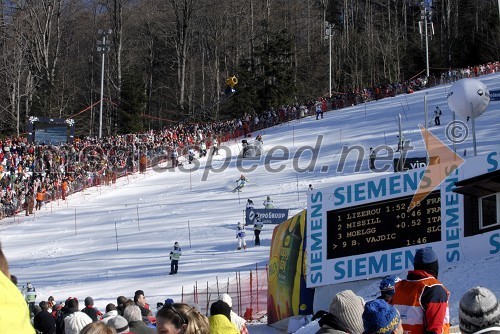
[{"xmin": 2, "ymin": 74, "xmax": 500, "ymax": 333}]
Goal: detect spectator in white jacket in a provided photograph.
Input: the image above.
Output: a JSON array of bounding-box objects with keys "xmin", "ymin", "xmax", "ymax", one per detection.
[
  {"xmin": 101, "ymin": 303, "xmax": 118, "ymax": 324},
  {"xmin": 64, "ymin": 309, "xmax": 93, "ymax": 334}
]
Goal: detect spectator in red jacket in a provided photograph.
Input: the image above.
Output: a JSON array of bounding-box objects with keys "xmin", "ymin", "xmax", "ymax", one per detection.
[
  {"xmin": 393, "ymin": 248, "xmax": 450, "ymax": 334},
  {"xmin": 81, "ymin": 296, "xmax": 103, "ymax": 321}
]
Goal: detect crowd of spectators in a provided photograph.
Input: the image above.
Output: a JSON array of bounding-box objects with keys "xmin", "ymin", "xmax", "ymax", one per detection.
[
  {"xmin": 324, "ymin": 62, "xmax": 500, "ymax": 109},
  {"xmin": 0, "ymin": 120, "xmax": 248, "ymax": 220},
  {"xmin": 22, "ymin": 287, "xmax": 248, "ymax": 334},
  {"xmin": 3, "ymin": 247, "xmax": 499, "ymax": 334},
  {"xmin": 1, "ymin": 62, "xmax": 498, "ymax": 220}
]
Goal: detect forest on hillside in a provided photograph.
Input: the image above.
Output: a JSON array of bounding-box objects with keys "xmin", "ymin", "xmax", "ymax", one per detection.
[{"xmin": 0, "ymin": 0, "xmax": 498, "ymax": 137}]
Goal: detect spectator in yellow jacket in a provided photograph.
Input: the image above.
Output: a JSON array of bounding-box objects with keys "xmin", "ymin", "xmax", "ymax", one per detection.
[
  {"xmin": 0, "ymin": 242, "xmax": 35, "ymax": 334},
  {"xmin": 209, "ymin": 300, "xmax": 239, "ymax": 334}
]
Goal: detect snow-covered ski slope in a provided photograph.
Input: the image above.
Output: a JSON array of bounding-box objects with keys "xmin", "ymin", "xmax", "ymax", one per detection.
[{"xmin": 1, "ymin": 74, "xmax": 500, "ymax": 331}]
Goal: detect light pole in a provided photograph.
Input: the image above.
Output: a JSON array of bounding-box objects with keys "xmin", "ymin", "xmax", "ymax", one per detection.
[
  {"xmin": 97, "ymin": 29, "xmax": 112, "ymax": 139},
  {"xmin": 419, "ymin": 1, "xmax": 434, "ymax": 82},
  {"xmin": 325, "ymin": 22, "xmax": 334, "ymax": 98}
]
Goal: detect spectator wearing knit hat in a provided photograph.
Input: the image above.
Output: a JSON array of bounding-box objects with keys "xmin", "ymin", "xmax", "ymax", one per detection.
[
  {"xmin": 315, "ymin": 289, "xmax": 365, "ymax": 334},
  {"xmin": 81, "ymin": 296, "xmax": 103, "ymax": 321},
  {"xmin": 108, "ymin": 315, "xmax": 131, "ymax": 334},
  {"xmin": 459, "ymin": 286, "xmax": 500, "ymax": 334},
  {"xmin": 123, "ymin": 304, "xmax": 154, "ymax": 334},
  {"xmin": 209, "ymin": 300, "xmax": 239, "ymax": 334},
  {"xmin": 393, "ymin": 247, "xmax": 450, "ymax": 334},
  {"xmin": 378, "ymin": 275, "xmax": 401, "ymax": 304},
  {"xmin": 363, "ymin": 299, "xmax": 402, "ymax": 334}
]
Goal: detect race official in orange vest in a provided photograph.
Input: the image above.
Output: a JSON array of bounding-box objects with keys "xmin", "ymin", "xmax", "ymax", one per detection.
[{"xmin": 392, "ymin": 248, "xmax": 450, "ymax": 334}]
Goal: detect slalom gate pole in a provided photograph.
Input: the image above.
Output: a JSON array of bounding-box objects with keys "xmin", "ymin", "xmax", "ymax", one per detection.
[
  {"xmin": 74, "ymin": 208, "xmax": 77, "ymax": 235},
  {"xmin": 256, "ymin": 263, "xmax": 259, "ymax": 314},
  {"xmin": 235, "ymin": 271, "xmax": 240, "ymax": 315},
  {"xmin": 137, "ymin": 205, "xmax": 140, "ymax": 231},
  {"xmin": 206, "ymin": 282, "xmax": 210, "ymax": 317},
  {"xmin": 401, "ymin": 102, "xmax": 408, "ymax": 121},
  {"xmin": 195, "ymin": 282, "xmax": 198, "ymax": 304},
  {"xmin": 238, "ymin": 271, "xmax": 242, "ymax": 315},
  {"xmin": 115, "ymin": 222, "xmax": 119, "ymax": 251},
  {"xmin": 296, "ymin": 175, "xmax": 299, "ymax": 201},
  {"xmin": 250, "ymin": 270, "xmax": 253, "ymax": 316}
]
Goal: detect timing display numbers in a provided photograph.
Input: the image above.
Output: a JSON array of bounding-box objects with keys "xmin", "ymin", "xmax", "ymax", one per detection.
[{"xmin": 326, "ymin": 190, "xmax": 441, "ymax": 259}]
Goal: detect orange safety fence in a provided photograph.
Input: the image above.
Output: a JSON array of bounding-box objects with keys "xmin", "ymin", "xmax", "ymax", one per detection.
[{"xmin": 179, "ymin": 264, "xmax": 268, "ymax": 321}]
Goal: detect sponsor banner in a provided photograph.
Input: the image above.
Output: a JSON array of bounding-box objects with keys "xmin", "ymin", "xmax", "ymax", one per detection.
[
  {"xmin": 490, "ymin": 89, "xmax": 500, "ymax": 101},
  {"xmin": 245, "ymin": 208, "xmax": 289, "ymax": 225},
  {"xmin": 393, "ymin": 156, "xmax": 428, "ymax": 172},
  {"xmin": 267, "ymin": 210, "xmax": 314, "ymax": 324},
  {"xmin": 306, "ymin": 151, "xmax": 500, "ymax": 288}
]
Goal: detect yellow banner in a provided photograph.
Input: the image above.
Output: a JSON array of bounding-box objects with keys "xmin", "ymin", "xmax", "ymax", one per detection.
[{"xmin": 267, "ymin": 210, "xmax": 309, "ymax": 324}]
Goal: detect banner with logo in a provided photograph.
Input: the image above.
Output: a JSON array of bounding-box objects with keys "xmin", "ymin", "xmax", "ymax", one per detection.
[
  {"xmin": 267, "ymin": 210, "xmax": 314, "ymax": 324},
  {"xmin": 490, "ymin": 89, "xmax": 500, "ymax": 101},
  {"xmin": 245, "ymin": 208, "xmax": 289, "ymax": 225}
]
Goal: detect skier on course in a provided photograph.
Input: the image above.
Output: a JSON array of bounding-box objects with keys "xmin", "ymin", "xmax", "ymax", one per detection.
[{"xmin": 233, "ymin": 175, "xmax": 249, "ymax": 192}]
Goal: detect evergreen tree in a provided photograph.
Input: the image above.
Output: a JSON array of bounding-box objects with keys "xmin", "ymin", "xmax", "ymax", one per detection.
[
  {"xmin": 256, "ymin": 30, "xmax": 295, "ymax": 111},
  {"xmin": 118, "ymin": 70, "xmax": 147, "ymax": 134},
  {"xmin": 223, "ymin": 30, "xmax": 295, "ymax": 118}
]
